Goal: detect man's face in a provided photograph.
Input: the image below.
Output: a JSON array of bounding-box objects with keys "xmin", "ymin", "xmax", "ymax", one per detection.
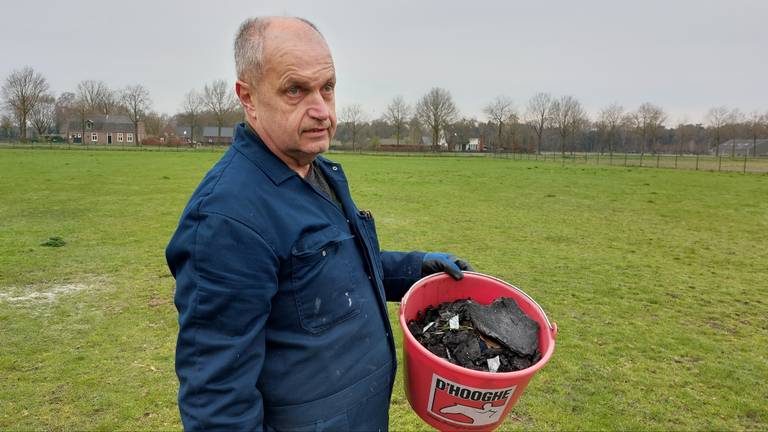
[{"xmin": 247, "ymin": 23, "xmax": 336, "ymax": 166}]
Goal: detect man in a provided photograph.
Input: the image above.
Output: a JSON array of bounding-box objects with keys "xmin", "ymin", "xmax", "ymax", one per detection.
[{"xmin": 166, "ymin": 16, "xmax": 473, "ymax": 431}]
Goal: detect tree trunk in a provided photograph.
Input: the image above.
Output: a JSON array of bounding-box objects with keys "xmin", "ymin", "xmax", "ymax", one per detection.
[
  {"xmin": 20, "ymin": 113, "xmax": 27, "ymax": 142},
  {"xmin": 560, "ymin": 133, "xmax": 565, "ymax": 156},
  {"xmin": 497, "ymin": 123, "xmax": 503, "ymax": 153},
  {"xmin": 536, "ymin": 130, "xmax": 542, "ymax": 154},
  {"xmin": 754, "ymin": 135, "xmax": 758, "ymax": 157}
]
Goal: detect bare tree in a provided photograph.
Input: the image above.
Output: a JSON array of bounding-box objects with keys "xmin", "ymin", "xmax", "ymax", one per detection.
[
  {"xmin": 181, "ymin": 90, "xmax": 204, "ymax": 144},
  {"xmin": 340, "ymin": 104, "xmax": 366, "ymax": 150},
  {"xmin": 408, "ymin": 116, "xmax": 423, "ymax": 145},
  {"xmin": 636, "ymin": 103, "xmax": 667, "ymax": 154},
  {"xmin": 383, "ymin": 96, "xmax": 410, "ymax": 145},
  {"xmin": 0, "ymin": 114, "xmax": 13, "ymax": 138},
  {"xmin": 55, "ymin": 92, "xmax": 77, "ymax": 133},
  {"xmin": 30, "ymin": 94, "xmax": 56, "ymax": 137},
  {"xmin": 120, "ymin": 85, "xmax": 152, "ymax": 146},
  {"xmin": 483, "ymin": 96, "xmax": 516, "ymax": 152},
  {"xmin": 674, "ymin": 117, "xmax": 688, "ymax": 156},
  {"xmin": 416, "ymin": 87, "xmax": 458, "ymax": 151},
  {"xmin": 143, "ymin": 111, "xmax": 169, "ymax": 137},
  {"xmin": 571, "ymin": 106, "xmax": 590, "ymax": 152},
  {"xmin": 525, "ymin": 92, "xmax": 553, "ymax": 154},
  {"xmin": 706, "ymin": 106, "xmax": 730, "ymax": 156},
  {"xmin": 746, "ymin": 111, "xmax": 767, "ymax": 157},
  {"xmin": 725, "ymin": 109, "xmax": 744, "ymax": 158},
  {"xmin": 1, "ymin": 67, "xmax": 50, "ymax": 142},
  {"xmin": 76, "ymin": 80, "xmax": 111, "ymax": 114},
  {"xmin": 73, "ymin": 96, "xmax": 91, "ymax": 144},
  {"xmin": 597, "ymin": 104, "xmax": 624, "ymax": 154},
  {"xmin": 99, "ymin": 88, "xmax": 118, "ymax": 115},
  {"xmin": 203, "ymin": 79, "xmax": 238, "ymax": 143},
  {"xmin": 549, "ymin": 95, "xmax": 583, "ymax": 156}
]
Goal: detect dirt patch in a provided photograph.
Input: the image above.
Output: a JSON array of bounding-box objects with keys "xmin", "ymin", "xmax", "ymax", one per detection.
[
  {"xmin": 147, "ymin": 297, "xmax": 170, "ymax": 307},
  {"xmin": 0, "ymin": 280, "xmax": 103, "ymax": 305}
]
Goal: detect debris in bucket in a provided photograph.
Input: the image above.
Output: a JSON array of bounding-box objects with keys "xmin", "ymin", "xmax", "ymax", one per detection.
[
  {"xmin": 487, "ymin": 355, "xmax": 501, "ymax": 373},
  {"xmin": 407, "ymin": 298, "xmax": 541, "ymax": 373}
]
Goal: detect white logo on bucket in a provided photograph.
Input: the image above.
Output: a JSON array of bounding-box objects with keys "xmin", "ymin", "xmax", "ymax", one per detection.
[{"xmin": 426, "ymin": 374, "xmax": 517, "ymax": 427}]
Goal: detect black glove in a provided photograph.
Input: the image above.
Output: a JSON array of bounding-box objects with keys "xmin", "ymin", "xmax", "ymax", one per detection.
[{"xmin": 421, "ymin": 252, "xmax": 475, "ymax": 280}]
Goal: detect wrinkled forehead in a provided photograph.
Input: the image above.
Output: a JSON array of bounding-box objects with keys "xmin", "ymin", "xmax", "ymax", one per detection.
[{"xmin": 261, "ymin": 28, "xmax": 335, "ymax": 84}]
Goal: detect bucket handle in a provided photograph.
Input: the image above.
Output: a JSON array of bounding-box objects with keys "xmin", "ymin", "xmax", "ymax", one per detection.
[{"xmin": 465, "ymin": 271, "xmax": 557, "ymax": 336}]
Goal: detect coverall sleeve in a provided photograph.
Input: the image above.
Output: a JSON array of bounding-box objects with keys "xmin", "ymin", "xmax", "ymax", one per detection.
[
  {"xmin": 166, "ymin": 210, "xmax": 279, "ymax": 431},
  {"xmin": 380, "ymin": 250, "xmax": 425, "ymax": 302}
]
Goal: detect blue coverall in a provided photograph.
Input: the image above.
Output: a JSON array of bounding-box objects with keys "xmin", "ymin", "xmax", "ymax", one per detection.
[{"xmin": 166, "ymin": 123, "xmax": 425, "ymax": 431}]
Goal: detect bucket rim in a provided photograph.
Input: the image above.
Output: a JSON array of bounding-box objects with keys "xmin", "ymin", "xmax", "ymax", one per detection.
[{"xmin": 399, "ymin": 271, "xmax": 556, "ymax": 379}]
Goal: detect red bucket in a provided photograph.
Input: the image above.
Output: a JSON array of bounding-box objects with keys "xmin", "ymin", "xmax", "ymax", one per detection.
[{"xmin": 399, "ymin": 272, "xmax": 557, "ymax": 431}]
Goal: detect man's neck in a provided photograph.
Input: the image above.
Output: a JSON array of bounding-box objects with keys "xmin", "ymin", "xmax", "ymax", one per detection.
[{"xmin": 245, "ymin": 120, "xmax": 312, "ymax": 177}]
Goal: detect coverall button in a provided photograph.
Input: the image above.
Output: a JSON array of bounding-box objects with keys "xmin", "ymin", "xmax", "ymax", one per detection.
[
  {"xmin": 332, "ymin": 166, "xmax": 338, "ymax": 171},
  {"xmin": 321, "ymin": 250, "xmax": 327, "ymax": 257}
]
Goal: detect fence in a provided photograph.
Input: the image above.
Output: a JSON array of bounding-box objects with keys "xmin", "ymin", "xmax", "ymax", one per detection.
[
  {"xmin": 491, "ymin": 151, "xmax": 768, "ymax": 174},
  {"xmin": 2, "ymin": 141, "xmax": 767, "ymax": 174},
  {"xmin": 0, "ymin": 140, "xmax": 226, "ymax": 153}
]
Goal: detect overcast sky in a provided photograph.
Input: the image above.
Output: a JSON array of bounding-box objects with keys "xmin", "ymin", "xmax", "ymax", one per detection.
[{"xmin": 2, "ymin": 0, "xmax": 766, "ymax": 124}]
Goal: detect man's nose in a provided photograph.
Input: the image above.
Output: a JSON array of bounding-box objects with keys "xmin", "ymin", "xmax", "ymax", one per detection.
[{"xmin": 306, "ymin": 90, "xmax": 331, "ymax": 121}]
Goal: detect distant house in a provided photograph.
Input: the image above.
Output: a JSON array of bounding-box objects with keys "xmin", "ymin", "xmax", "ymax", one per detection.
[
  {"xmin": 715, "ymin": 139, "xmax": 768, "ymax": 156},
  {"xmin": 421, "ymin": 135, "xmax": 448, "ymax": 148},
  {"xmin": 467, "ymin": 137, "xmax": 485, "ymax": 152},
  {"xmin": 63, "ymin": 114, "xmax": 145, "ymax": 145},
  {"xmin": 202, "ymin": 126, "xmax": 234, "ymax": 144}
]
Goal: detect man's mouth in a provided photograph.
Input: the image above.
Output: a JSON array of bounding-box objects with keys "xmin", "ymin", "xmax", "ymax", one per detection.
[{"xmin": 303, "ymin": 127, "xmax": 328, "ymax": 136}]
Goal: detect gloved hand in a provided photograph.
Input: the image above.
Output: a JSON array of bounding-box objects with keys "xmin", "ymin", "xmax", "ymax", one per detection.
[{"xmin": 421, "ymin": 252, "xmax": 475, "ymax": 280}]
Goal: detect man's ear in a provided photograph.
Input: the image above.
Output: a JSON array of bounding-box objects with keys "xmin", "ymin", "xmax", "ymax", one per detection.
[{"xmin": 235, "ymin": 80, "xmax": 257, "ymax": 119}]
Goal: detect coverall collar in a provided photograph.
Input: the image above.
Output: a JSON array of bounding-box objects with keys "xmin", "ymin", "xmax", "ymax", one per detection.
[{"xmin": 233, "ymin": 122, "xmax": 307, "ymax": 186}]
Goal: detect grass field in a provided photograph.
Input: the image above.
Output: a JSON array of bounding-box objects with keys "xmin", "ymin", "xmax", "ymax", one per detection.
[
  {"xmin": 1, "ymin": 149, "xmax": 767, "ymax": 430},
  {"xmin": 3, "ymin": 141, "xmax": 768, "ymax": 174}
]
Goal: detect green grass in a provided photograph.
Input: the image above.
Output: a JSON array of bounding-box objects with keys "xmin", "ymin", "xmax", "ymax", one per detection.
[{"xmin": 1, "ymin": 149, "xmax": 767, "ymax": 431}]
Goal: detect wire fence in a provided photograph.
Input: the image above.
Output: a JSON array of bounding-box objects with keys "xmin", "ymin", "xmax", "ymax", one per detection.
[
  {"xmin": 2, "ymin": 141, "xmax": 767, "ymax": 174},
  {"xmin": 491, "ymin": 151, "xmax": 768, "ymax": 174},
  {"xmin": 0, "ymin": 140, "xmax": 226, "ymax": 153}
]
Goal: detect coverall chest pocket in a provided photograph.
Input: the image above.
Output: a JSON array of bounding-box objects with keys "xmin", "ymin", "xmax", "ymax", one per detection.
[{"xmin": 291, "ymin": 227, "xmax": 361, "ymax": 334}]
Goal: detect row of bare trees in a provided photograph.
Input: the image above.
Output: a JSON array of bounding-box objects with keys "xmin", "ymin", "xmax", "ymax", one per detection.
[
  {"xmin": 1, "ymin": 66, "xmax": 243, "ymax": 144},
  {"xmin": 0, "ymin": 67, "xmax": 153, "ymax": 142},
  {"xmin": 177, "ymin": 79, "xmax": 240, "ymax": 144},
  {"xmin": 338, "ymin": 89, "xmax": 461, "ymax": 152},
  {"xmin": 335, "ymin": 90, "xmax": 767, "ymax": 156},
  {"xmin": 4, "ymin": 66, "xmax": 767, "ymax": 154}
]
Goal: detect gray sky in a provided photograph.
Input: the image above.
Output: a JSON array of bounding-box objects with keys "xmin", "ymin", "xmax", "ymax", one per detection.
[{"xmin": 2, "ymin": 0, "xmax": 766, "ymax": 124}]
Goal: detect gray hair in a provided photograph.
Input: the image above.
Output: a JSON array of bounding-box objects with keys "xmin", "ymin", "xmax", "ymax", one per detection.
[{"xmin": 234, "ymin": 16, "xmax": 323, "ymax": 86}]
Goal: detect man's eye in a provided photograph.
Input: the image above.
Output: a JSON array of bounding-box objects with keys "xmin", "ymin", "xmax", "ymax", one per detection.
[
  {"xmin": 323, "ymin": 83, "xmax": 334, "ymax": 92},
  {"xmin": 287, "ymin": 86, "xmax": 300, "ymax": 96}
]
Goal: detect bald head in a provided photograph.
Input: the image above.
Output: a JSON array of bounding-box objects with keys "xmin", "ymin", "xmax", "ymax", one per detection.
[{"xmin": 234, "ymin": 16, "xmax": 327, "ymax": 87}]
